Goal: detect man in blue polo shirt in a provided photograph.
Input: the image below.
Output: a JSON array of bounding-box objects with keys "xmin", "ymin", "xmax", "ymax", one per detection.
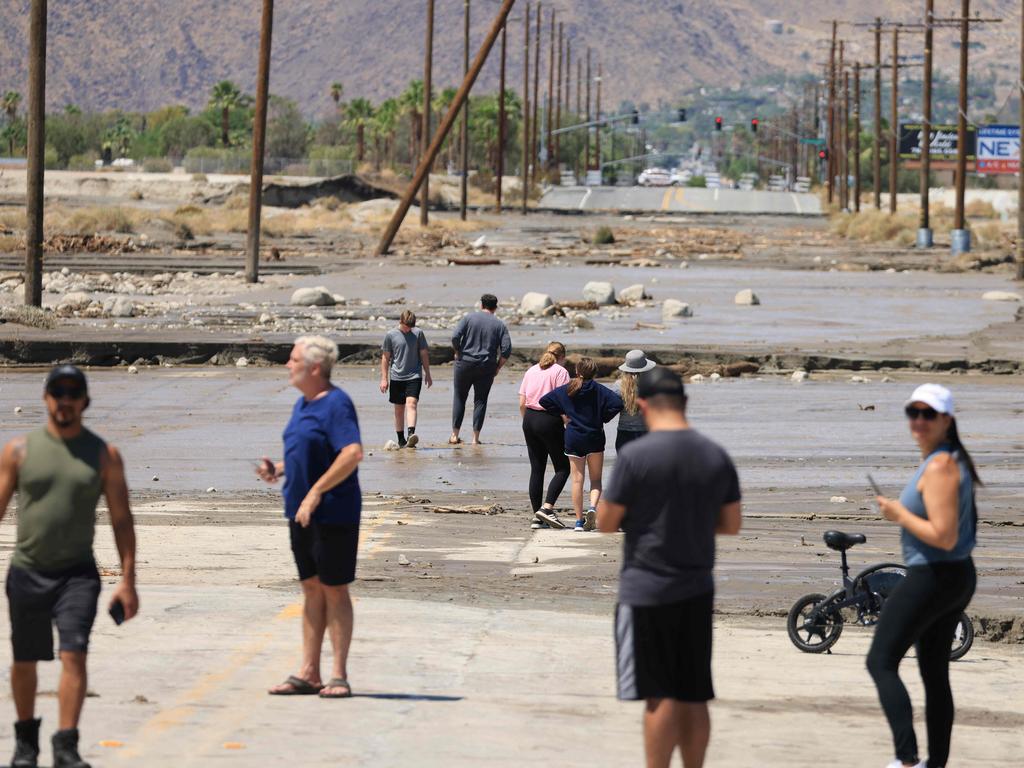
[{"xmin": 258, "ymin": 335, "xmax": 363, "ymax": 699}]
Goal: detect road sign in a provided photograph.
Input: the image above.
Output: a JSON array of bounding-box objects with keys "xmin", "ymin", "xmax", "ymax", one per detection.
[
  {"xmin": 977, "ymin": 125, "xmax": 1019, "ymax": 175},
  {"xmin": 899, "ymin": 123, "xmax": 976, "ymax": 161},
  {"xmin": 799, "ymin": 138, "xmax": 826, "ymax": 146}
]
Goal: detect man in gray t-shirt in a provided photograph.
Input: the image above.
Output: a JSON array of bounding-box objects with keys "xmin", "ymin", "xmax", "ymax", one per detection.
[
  {"xmin": 598, "ymin": 367, "xmax": 741, "ymax": 768},
  {"xmin": 448, "ymin": 293, "xmax": 512, "ymax": 445},
  {"xmin": 380, "ymin": 310, "xmax": 432, "ymax": 448}
]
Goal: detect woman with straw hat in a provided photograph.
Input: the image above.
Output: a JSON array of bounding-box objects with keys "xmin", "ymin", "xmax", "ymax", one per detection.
[{"xmin": 615, "ymin": 350, "xmax": 656, "ymax": 452}]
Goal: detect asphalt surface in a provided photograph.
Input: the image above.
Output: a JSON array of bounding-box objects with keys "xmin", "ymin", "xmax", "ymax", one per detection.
[{"xmin": 540, "ymin": 185, "xmax": 823, "ymax": 215}]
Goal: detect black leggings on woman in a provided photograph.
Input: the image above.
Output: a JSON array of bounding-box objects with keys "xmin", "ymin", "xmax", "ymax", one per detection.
[
  {"xmin": 866, "ymin": 558, "xmax": 976, "ymax": 768},
  {"xmin": 522, "ymin": 408, "xmax": 570, "ymax": 512}
]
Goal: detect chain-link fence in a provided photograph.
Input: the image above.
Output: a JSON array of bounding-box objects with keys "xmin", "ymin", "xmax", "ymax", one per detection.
[{"xmin": 176, "ymin": 155, "xmax": 355, "ymax": 177}]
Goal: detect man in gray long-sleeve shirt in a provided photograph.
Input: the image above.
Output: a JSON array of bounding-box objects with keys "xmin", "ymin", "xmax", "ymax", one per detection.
[{"xmin": 449, "ymin": 293, "xmax": 512, "ymax": 445}]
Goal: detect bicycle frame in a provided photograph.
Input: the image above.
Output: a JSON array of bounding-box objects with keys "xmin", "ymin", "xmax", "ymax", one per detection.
[{"xmin": 808, "ymin": 548, "xmax": 906, "ymax": 624}]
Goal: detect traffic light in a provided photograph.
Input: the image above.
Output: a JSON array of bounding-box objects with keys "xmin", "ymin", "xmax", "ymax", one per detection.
[
  {"xmin": 751, "ymin": 117, "xmax": 759, "ymax": 133},
  {"xmin": 677, "ymin": 107, "xmax": 687, "ymax": 122},
  {"xmin": 631, "ymin": 109, "xmax": 640, "ymax": 125},
  {"xmin": 715, "ymin": 116, "xmax": 723, "ymax": 131},
  {"xmin": 818, "ymin": 148, "xmax": 829, "ymax": 161}
]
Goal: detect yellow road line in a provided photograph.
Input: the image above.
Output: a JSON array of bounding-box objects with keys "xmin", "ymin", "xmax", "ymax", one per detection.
[{"xmin": 660, "ymin": 188, "xmax": 673, "ymax": 210}]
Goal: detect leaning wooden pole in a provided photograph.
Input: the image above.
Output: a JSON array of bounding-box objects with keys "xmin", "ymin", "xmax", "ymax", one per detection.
[
  {"xmin": 376, "ymin": 0, "xmax": 517, "ymax": 255},
  {"xmin": 421, "ymin": 0, "xmax": 435, "ymax": 226},
  {"xmin": 245, "ymin": 0, "xmax": 273, "ymax": 283},
  {"xmin": 24, "ymin": 0, "xmax": 46, "ymax": 306}
]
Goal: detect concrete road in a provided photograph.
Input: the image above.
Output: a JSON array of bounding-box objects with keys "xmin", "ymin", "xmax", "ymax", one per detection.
[{"xmin": 540, "ymin": 186, "xmax": 823, "ymax": 215}]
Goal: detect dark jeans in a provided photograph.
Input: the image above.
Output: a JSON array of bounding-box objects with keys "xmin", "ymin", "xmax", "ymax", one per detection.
[
  {"xmin": 522, "ymin": 408, "xmax": 570, "ymax": 511},
  {"xmin": 452, "ymin": 360, "xmax": 497, "ymax": 432},
  {"xmin": 866, "ymin": 558, "xmax": 976, "ymax": 768}
]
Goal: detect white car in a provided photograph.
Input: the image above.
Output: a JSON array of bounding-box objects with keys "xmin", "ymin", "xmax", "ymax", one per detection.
[
  {"xmin": 638, "ymin": 167, "xmax": 672, "ymax": 187},
  {"xmin": 670, "ymin": 168, "xmax": 692, "ymax": 186}
]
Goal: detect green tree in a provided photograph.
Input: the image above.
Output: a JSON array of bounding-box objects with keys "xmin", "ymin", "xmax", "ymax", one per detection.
[
  {"xmin": 159, "ymin": 115, "xmax": 217, "ymax": 157},
  {"xmin": 330, "ymin": 82, "xmax": 344, "ymax": 110},
  {"xmin": 266, "ymin": 96, "xmax": 309, "ymax": 159},
  {"xmin": 434, "ymin": 87, "xmax": 458, "ymax": 169},
  {"xmin": 208, "ymin": 81, "xmax": 252, "ymax": 147},
  {"xmin": 372, "ymin": 98, "xmax": 399, "ymax": 170},
  {"xmin": 103, "ymin": 117, "xmax": 134, "ymax": 158},
  {"xmin": 344, "ymin": 98, "xmax": 374, "ymax": 163},
  {"xmin": 399, "ymin": 80, "xmax": 425, "ymax": 165},
  {"xmin": 2, "ymin": 91, "xmax": 21, "ymax": 155}
]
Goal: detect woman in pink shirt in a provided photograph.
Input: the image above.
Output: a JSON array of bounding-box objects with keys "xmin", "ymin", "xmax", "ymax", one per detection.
[{"xmin": 519, "ymin": 342, "xmax": 570, "ymax": 529}]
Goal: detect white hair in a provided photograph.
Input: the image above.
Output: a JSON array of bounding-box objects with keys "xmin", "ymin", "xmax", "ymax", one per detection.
[{"xmin": 295, "ymin": 335, "xmax": 339, "ymax": 378}]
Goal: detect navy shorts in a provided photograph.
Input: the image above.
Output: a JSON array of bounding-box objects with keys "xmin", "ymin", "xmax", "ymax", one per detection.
[
  {"xmin": 615, "ymin": 592, "xmax": 715, "ymax": 702},
  {"xmin": 565, "ymin": 431, "xmax": 606, "ymax": 458},
  {"xmin": 6, "ymin": 563, "xmax": 101, "ymax": 661},
  {"xmin": 389, "ymin": 377, "xmax": 423, "ymax": 405},
  {"xmin": 289, "ymin": 520, "xmax": 360, "ymax": 586}
]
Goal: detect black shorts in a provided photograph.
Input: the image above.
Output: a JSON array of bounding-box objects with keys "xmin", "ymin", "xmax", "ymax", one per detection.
[
  {"xmin": 615, "ymin": 591, "xmax": 714, "ymax": 702},
  {"xmin": 289, "ymin": 520, "xmax": 359, "ymax": 586},
  {"xmin": 6, "ymin": 563, "xmax": 101, "ymax": 662},
  {"xmin": 389, "ymin": 378, "xmax": 423, "ymax": 405}
]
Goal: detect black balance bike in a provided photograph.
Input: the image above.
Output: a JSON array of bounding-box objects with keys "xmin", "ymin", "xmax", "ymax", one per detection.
[{"xmin": 787, "ymin": 531, "xmax": 973, "ymax": 661}]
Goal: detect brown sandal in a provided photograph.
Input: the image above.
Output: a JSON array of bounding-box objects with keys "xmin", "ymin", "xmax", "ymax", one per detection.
[
  {"xmin": 268, "ymin": 675, "xmax": 323, "ymax": 695},
  {"xmin": 319, "ymin": 678, "xmax": 352, "ymax": 699}
]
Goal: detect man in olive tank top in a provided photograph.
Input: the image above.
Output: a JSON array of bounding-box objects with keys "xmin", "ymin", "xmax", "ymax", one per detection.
[{"xmin": 0, "ymin": 366, "xmax": 138, "ymax": 768}]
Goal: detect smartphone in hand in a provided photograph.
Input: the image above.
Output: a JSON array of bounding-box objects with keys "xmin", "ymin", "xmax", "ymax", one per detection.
[{"xmin": 109, "ymin": 599, "xmax": 126, "ymax": 626}]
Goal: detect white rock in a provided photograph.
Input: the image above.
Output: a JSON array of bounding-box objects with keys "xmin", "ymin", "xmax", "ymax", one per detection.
[
  {"xmin": 882, "ymin": 376, "xmax": 895, "ymax": 383},
  {"xmin": 582, "ymin": 281, "xmax": 616, "ymax": 305},
  {"xmin": 104, "ymin": 296, "xmax": 135, "ymax": 317},
  {"xmin": 830, "ymin": 496, "xmax": 849, "ymax": 504},
  {"xmin": 58, "ymin": 292, "xmax": 91, "ymax": 311},
  {"xmin": 127, "ymin": 365, "xmax": 139, "ymax": 375},
  {"xmin": 152, "ymin": 475, "xmax": 159, "ymax": 482},
  {"xmin": 235, "ymin": 357, "xmax": 249, "ymax": 368},
  {"xmin": 290, "ymin": 287, "xmax": 335, "ymax": 307},
  {"xmin": 472, "ymin": 235, "xmax": 488, "ymax": 249},
  {"xmin": 331, "ymin": 294, "xmax": 346, "ymax": 305},
  {"xmin": 618, "ymin": 284, "xmax": 649, "ymax": 303},
  {"xmin": 571, "ymin": 314, "xmax": 595, "ymax": 329},
  {"xmin": 519, "ymin": 292, "xmax": 553, "ymax": 316},
  {"xmin": 689, "ymin": 374, "xmax": 705, "ymax": 383},
  {"xmin": 258, "ymin": 313, "xmax": 274, "ymax": 324},
  {"xmin": 384, "ymin": 439, "xmax": 401, "ymax": 451},
  {"xmin": 709, "ymin": 372, "xmax": 722, "ymax": 381},
  {"xmin": 398, "ymin": 554, "xmax": 411, "ymax": 565},
  {"xmin": 851, "ymin": 375, "xmax": 870, "ymax": 383},
  {"xmin": 206, "ymin": 487, "xmax": 217, "ymax": 493},
  {"xmin": 982, "ymin": 290, "xmax": 1022, "ymax": 302},
  {"xmin": 662, "ymin": 299, "xmax": 693, "ymax": 319},
  {"xmin": 60, "ymin": 267, "xmax": 70, "ymax": 276},
  {"xmin": 735, "ymin": 289, "xmax": 761, "ymax": 306},
  {"xmin": 13, "ymin": 406, "xmax": 22, "ymax": 414},
  {"xmin": 791, "ymin": 370, "xmax": 809, "ymax": 382}
]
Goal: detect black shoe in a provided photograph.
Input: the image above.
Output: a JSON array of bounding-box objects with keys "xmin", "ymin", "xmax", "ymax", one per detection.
[
  {"xmin": 11, "ymin": 718, "xmax": 40, "ymax": 768},
  {"xmin": 51, "ymin": 729, "xmax": 91, "ymax": 768}
]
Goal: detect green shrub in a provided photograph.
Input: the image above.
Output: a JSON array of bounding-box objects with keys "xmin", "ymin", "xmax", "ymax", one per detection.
[
  {"xmin": 142, "ymin": 157, "xmax": 173, "ymax": 173},
  {"xmin": 67, "ymin": 153, "xmax": 99, "ymax": 171},
  {"xmin": 44, "ymin": 145, "xmax": 61, "ymax": 170},
  {"xmin": 686, "ymin": 175, "xmax": 706, "ymax": 188},
  {"xmin": 592, "ymin": 226, "xmax": 615, "ymax": 245}
]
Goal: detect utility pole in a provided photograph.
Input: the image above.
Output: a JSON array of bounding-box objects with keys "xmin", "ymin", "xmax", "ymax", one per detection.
[
  {"xmin": 951, "ymin": 0, "xmax": 970, "ymax": 251},
  {"xmin": 245, "ymin": 0, "xmax": 273, "ymax": 284},
  {"xmin": 460, "ymin": 0, "xmax": 470, "ymax": 221},
  {"xmin": 546, "ymin": 10, "xmax": 555, "ymax": 171},
  {"xmin": 890, "ymin": 26, "xmax": 899, "ymax": 215},
  {"xmin": 842, "ymin": 63, "xmax": 850, "ymax": 211},
  {"xmin": 919, "ymin": 0, "xmax": 934, "ymax": 247},
  {"xmin": 595, "ymin": 62, "xmax": 602, "ymax": 181},
  {"xmin": 531, "ymin": 3, "xmax": 541, "ymax": 186},
  {"xmin": 24, "ymin": 0, "xmax": 46, "ymax": 306},
  {"xmin": 522, "ymin": 1, "xmax": 530, "ymax": 214},
  {"xmin": 576, "ymin": 55, "xmax": 582, "ymax": 181},
  {"xmin": 376, "ymin": 0, "xmax": 517, "ymax": 255},
  {"xmin": 554, "ymin": 22, "xmax": 562, "ymax": 171},
  {"xmin": 873, "ymin": 18, "xmax": 882, "ymax": 210},
  {"xmin": 496, "ymin": 15, "xmax": 507, "ymax": 212},
  {"xmin": 854, "ymin": 61, "xmax": 861, "ymax": 212},
  {"xmin": 421, "ymin": 0, "xmax": 434, "ymax": 227},
  {"xmin": 585, "ymin": 48, "xmax": 592, "ymax": 173},
  {"xmin": 827, "ymin": 21, "xmax": 837, "ymax": 204},
  {"xmin": 1018, "ymin": 0, "xmax": 1024, "ymax": 279},
  {"xmin": 839, "ymin": 40, "xmax": 848, "ymax": 210}
]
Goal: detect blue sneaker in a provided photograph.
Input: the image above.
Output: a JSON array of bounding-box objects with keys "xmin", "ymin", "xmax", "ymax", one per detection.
[{"xmin": 574, "ymin": 519, "xmax": 585, "ymax": 532}]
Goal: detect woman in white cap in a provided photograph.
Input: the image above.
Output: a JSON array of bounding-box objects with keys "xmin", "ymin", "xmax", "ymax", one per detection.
[
  {"xmin": 615, "ymin": 350, "xmax": 656, "ymax": 451},
  {"xmin": 867, "ymin": 383, "xmax": 979, "ymax": 768}
]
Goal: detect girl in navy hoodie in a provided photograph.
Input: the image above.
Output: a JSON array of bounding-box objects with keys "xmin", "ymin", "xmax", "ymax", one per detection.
[{"xmin": 540, "ymin": 357, "xmax": 623, "ymax": 531}]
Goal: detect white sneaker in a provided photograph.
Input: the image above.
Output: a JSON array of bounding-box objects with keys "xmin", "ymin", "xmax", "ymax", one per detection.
[
  {"xmin": 535, "ymin": 509, "xmax": 566, "ymax": 529},
  {"xmin": 885, "ymin": 760, "xmax": 926, "ymax": 768}
]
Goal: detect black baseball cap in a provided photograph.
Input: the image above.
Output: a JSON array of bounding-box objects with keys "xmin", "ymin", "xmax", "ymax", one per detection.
[
  {"xmin": 44, "ymin": 364, "xmax": 88, "ymax": 394},
  {"xmin": 637, "ymin": 367, "xmax": 685, "ymax": 398}
]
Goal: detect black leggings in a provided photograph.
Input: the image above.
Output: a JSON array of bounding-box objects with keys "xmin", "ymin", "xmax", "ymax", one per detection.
[
  {"xmin": 452, "ymin": 361, "xmax": 497, "ymax": 432},
  {"xmin": 866, "ymin": 558, "xmax": 976, "ymax": 768},
  {"xmin": 615, "ymin": 429, "xmax": 645, "ymax": 451},
  {"xmin": 522, "ymin": 408, "xmax": 570, "ymax": 512}
]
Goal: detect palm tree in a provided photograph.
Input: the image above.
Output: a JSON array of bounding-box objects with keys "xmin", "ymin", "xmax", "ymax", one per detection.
[
  {"xmin": 344, "ymin": 98, "xmax": 375, "ymax": 163},
  {"xmin": 434, "ymin": 87, "xmax": 458, "ymax": 170},
  {"xmin": 208, "ymin": 81, "xmax": 252, "ymax": 147},
  {"xmin": 399, "ymin": 80, "xmax": 425, "ymax": 167},
  {"xmin": 2, "ymin": 91, "xmax": 20, "ymax": 156},
  {"xmin": 372, "ymin": 98, "xmax": 399, "ymax": 171},
  {"xmin": 330, "ymin": 82, "xmax": 344, "ymax": 110}
]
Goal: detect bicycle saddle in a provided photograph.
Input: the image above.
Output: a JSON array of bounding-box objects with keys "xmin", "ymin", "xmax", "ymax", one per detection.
[{"xmin": 823, "ymin": 530, "xmax": 866, "ymax": 551}]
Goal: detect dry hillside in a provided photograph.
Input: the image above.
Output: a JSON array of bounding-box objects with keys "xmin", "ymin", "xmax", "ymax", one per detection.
[{"xmin": 0, "ymin": 0, "xmax": 1019, "ymax": 115}]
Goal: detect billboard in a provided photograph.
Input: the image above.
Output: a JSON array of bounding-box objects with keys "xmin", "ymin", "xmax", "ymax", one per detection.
[
  {"xmin": 899, "ymin": 124, "xmax": 976, "ymax": 160},
  {"xmin": 976, "ymin": 125, "xmax": 1019, "ymax": 174}
]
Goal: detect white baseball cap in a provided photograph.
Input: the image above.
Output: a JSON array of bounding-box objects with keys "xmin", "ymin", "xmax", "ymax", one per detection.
[{"xmin": 905, "ymin": 383, "xmax": 954, "ymax": 415}]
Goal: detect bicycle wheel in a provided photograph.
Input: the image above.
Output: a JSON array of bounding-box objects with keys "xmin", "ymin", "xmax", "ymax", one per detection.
[
  {"xmin": 950, "ymin": 612, "xmax": 974, "ymax": 661},
  {"xmin": 787, "ymin": 593, "xmax": 844, "ymax": 653}
]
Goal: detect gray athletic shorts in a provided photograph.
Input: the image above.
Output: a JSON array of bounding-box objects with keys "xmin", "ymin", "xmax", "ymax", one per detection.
[{"xmin": 6, "ymin": 563, "xmax": 101, "ymax": 661}]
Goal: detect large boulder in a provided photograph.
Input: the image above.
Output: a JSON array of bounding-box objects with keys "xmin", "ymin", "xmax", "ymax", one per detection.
[
  {"xmin": 519, "ymin": 292, "xmax": 553, "ymax": 316},
  {"xmin": 103, "ymin": 296, "xmax": 136, "ymax": 318},
  {"xmin": 618, "ymin": 284, "xmax": 650, "ymax": 303},
  {"xmin": 662, "ymin": 299, "xmax": 693, "ymax": 319},
  {"xmin": 734, "ymin": 289, "xmax": 761, "ymax": 306},
  {"xmin": 982, "ymin": 290, "xmax": 1022, "ymax": 302},
  {"xmin": 583, "ymin": 281, "xmax": 616, "ymax": 305},
  {"xmin": 291, "ymin": 286, "xmax": 336, "ymax": 307},
  {"xmin": 57, "ymin": 292, "xmax": 91, "ymax": 312}
]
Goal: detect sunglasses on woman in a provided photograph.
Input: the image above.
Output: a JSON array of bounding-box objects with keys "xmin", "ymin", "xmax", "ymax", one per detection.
[{"xmin": 904, "ymin": 405, "xmax": 939, "ymax": 421}]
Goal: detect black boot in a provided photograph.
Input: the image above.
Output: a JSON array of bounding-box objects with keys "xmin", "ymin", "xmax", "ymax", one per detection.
[
  {"xmin": 51, "ymin": 728, "xmax": 91, "ymax": 768},
  {"xmin": 11, "ymin": 718, "xmax": 40, "ymax": 768}
]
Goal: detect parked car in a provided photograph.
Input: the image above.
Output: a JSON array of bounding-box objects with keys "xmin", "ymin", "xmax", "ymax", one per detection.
[
  {"xmin": 638, "ymin": 167, "xmax": 672, "ymax": 187},
  {"xmin": 670, "ymin": 168, "xmax": 692, "ymax": 186}
]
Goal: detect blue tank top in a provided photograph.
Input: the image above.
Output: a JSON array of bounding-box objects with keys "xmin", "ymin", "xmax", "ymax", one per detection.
[{"xmin": 899, "ymin": 445, "xmax": 976, "ymax": 566}]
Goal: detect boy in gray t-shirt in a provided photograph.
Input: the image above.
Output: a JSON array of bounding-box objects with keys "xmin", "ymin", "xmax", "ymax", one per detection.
[{"xmin": 380, "ymin": 310, "xmax": 432, "ymax": 447}]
